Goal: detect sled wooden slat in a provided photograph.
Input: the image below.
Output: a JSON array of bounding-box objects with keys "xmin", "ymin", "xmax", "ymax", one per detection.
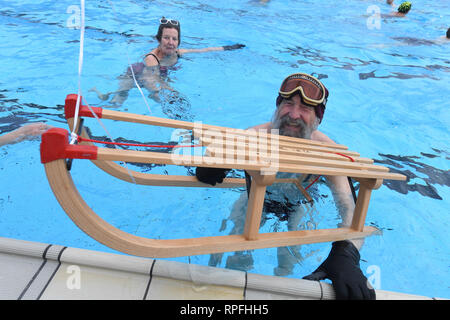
[{"xmin": 204, "ymin": 147, "xmax": 388, "ymax": 172}]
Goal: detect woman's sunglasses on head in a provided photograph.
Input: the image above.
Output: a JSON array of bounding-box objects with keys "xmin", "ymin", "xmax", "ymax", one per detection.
[{"xmin": 160, "ymin": 17, "xmax": 179, "ymax": 26}]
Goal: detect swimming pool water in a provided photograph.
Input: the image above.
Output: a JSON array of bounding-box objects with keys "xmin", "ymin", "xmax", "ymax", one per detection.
[{"xmin": 0, "ymin": 0, "xmax": 449, "ymax": 299}]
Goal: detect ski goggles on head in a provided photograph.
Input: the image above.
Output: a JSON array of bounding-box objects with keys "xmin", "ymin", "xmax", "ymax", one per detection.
[
  {"xmin": 160, "ymin": 17, "xmax": 179, "ymax": 26},
  {"xmin": 278, "ymin": 73, "xmax": 328, "ymax": 107}
]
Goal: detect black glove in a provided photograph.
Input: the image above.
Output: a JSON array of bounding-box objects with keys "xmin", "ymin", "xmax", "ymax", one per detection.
[
  {"xmin": 303, "ymin": 240, "xmax": 375, "ymax": 300},
  {"xmin": 195, "ymin": 167, "xmax": 230, "ymax": 186},
  {"xmin": 223, "ymin": 43, "xmax": 245, "ymax": 51}
]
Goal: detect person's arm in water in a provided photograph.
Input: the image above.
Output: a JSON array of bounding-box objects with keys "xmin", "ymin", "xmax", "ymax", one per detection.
[
  {"xmin": 246, "ymin": 127, "xmax": 372, "ymax": 299},
  {"xmin": 0, "ymin": 123, "xmax": 51, "ymax": 147},
  {"xmin": 178, "ymin": 44, "xmax": 245, "ymax": 55},
  {"xmin": 310, "ymin": 130, "xmax": 363, "ymax": 249},
  {"xmin": 303, "ymin": 130, "xmax": 375, "ymax": 300}
]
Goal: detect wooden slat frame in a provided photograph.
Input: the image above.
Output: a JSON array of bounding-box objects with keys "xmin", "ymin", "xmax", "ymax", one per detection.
[
  {"xmin": 67, "ymin": 116, "xmax": 404, "ymax": 182},
  {"xmin": 53, "ymin": 106, "xmax": 407, "ymax": 258}
]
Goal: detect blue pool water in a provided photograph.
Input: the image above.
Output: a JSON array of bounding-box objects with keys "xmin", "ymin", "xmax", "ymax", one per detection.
[{"xmin": 0, "ymin": 0, "xmax": 449, "ymax": 298}]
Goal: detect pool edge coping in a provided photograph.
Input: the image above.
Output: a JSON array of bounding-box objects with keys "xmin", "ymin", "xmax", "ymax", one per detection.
[{"xmin": 0, "ymin": 236, "xmax": 440, "ymax": 300}]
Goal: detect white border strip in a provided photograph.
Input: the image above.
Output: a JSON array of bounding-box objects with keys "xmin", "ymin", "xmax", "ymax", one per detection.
[{"xmin": 0, "ymin": 237, "xmax": 437, "ymax": 300}]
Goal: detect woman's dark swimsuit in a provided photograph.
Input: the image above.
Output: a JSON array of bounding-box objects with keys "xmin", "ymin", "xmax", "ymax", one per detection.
[
  {"xmin": 127, "ymin": 52, "xmax": 180, "ymax": 78},
  {"xmin": 126, "ymin": 62, "xmax": 145, "ymax": 77}
]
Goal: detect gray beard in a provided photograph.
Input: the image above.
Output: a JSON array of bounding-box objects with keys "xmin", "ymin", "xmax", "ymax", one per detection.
[{"xmin": 271, "ymin": 109, "xmax": 319, "ymax": 139}]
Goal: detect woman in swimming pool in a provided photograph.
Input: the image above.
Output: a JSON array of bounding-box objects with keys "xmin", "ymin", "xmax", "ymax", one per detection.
[{"xmin": 91, "ymin": 17, "xmax": 245, "ymax": 107}]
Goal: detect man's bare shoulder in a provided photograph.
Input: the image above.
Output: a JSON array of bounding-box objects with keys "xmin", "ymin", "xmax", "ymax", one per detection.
[{"xmin": 311, "ymin": 130, "xmax": 337, "ymax": 144}]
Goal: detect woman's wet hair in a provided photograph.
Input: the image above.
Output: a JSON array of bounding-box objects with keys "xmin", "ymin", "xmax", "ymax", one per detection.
[
  {"xmin": 156, "ymin": 21, "xmax": 181, "ymax": 45},
  {"xmin": 446, "ymin": 28, "xmax": 450, "ymax": 39}
]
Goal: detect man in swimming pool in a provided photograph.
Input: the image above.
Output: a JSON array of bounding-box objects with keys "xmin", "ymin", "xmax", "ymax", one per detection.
[
  {"xmin": 195, "ymin": 73, "xmax": 376, "ymax": 300},
  {"xmin": 91, "ymin": 17, "xmax": 245, "ymax": 106}
]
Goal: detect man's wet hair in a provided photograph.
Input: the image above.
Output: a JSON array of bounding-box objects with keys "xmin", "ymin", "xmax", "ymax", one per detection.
[{"xmin": 446, "ymin": 28, "xmax": 450, "ymax": 39}]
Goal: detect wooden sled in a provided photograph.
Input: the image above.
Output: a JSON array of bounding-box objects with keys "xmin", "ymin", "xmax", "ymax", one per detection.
[{"xmin": 39, "ymin": 94, "xmax": 406, "ymax": 258}]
